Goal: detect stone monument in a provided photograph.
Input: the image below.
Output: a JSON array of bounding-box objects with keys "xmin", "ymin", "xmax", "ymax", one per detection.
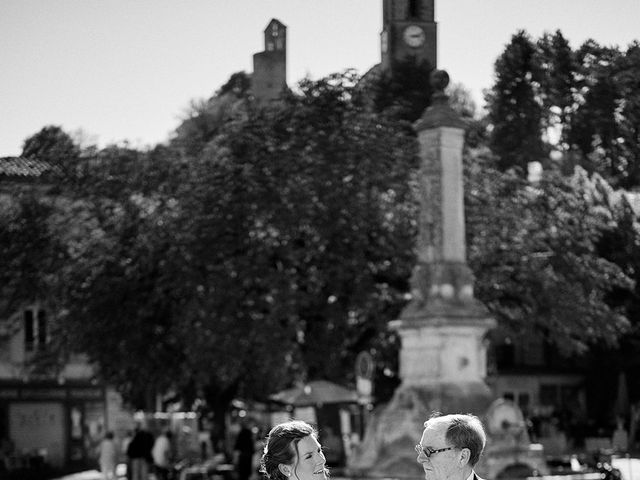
[
  {"xmin": 479, "ymin": 398, "xmax": 548, "ymax": 478},
  {"xmin": 347, "ymin": 71, "xmax": 496, "ymax": 477}
]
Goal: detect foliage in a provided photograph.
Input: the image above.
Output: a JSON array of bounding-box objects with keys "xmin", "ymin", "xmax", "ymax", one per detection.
[
  {"xmin": 465, "ymin": 150, "xmax": 632, "ymax": 356},
  {"xmin": 536, "ymin": 31, "xmax": 576, "ymax": 149},
  {"xmin": 50, "ymin": 190, "xmax": 187, "ymax": 407},
  {"xmin": 7, "ymin": 73, "xmax": 417, "ymax": 412},
  {"xmin": 21, "ymin": 125, "xmax": 81, "ymax": 180},
  {"xmin": 363, "ymin": 57, "xmax": 434, "ymax": 123},
  {"xmin": 172, "ymin": 72, "xmax": 418, "ymax": 406},
  {"xmin": 569, "ymin": 41, "xmax": 640, "ymax": 188},
  {"xmin": 486, "ymin": 30, "xmax": 640, "ymax": 188},
  {"xmin": 0, "ymin": 193, "xmax": 64, "ymax": 320},
  {"xmin": 487, "ymin": 30, "xmax": 545, "ymax": 174},
  {"xmin": 8, "ymin": 36, "xmax": 640, "ymax": 420},
  {"xmin": 582, "ymin": 180, "xmax": 640, "ymax": 421},
  {"xmin": 216, "ymin": 71, "xmax": 252, "ymax": 97},
  {"xmin": 171, "ymin": 72, "xmax": 251, "ymax": 157}
]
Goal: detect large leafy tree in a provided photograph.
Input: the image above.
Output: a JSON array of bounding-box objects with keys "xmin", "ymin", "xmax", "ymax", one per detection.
[
  {"xmin": 465, "ymin": 149, "xmax": 632, "ymax": 356},
  {"xmin": 0, "ymin": 193, "xmax": 64, "ymax": 320},
  {"xmin": 8, "ymin": 52, "xmax": 639, "ymax": 432},
  {"xmin": 570, "ymin": 41, "xmax": 640, "ymax": 188},
  {"xmin": 536, "ymin": 30, "xmax": 576, "ymax": 156},
  {"xmin": 21, "ymin": 125, "xmax": 81, "ymax": 180},
  {"xmin": 487, "ymin": 30, "xmax": 640, "ymax": 188},
  {"xmin": 51, "ymin": 192, "xmax": 187, "ymax": 407},
  {"xmin": 487, "ymin": 30, "xmax": 545, "ymax": 174},
  {"xmin": 363, "ymin": 58, "xmax": 434, "ymax": 123},
  {"xmin": 170, "ymin": 72, "xmax": 418, "ymax": 412},
  {"xmin": 33, "ymin": 73, "xmax": 417, "ymax": 418},
  {"xmin": 581, "ymin": 179, "xmax": 640, "ymax": 424},
  {"xmin": 170, "ymin": 71, "xmax": 252, "ymax": 157}
]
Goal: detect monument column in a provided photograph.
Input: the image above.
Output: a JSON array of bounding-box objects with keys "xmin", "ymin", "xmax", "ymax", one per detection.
[
  {"xmin": 391, "ymin": 70, "xmax": 495, "ymax": 390},
  {"xmin": 348, "ymin": 71, "xmax": 496, "ymax": 477}
]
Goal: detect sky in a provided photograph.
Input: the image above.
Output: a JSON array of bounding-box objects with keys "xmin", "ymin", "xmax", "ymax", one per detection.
[{"xmin": 1, "ymin": 0, "xmax": 639, "ymax": 156}]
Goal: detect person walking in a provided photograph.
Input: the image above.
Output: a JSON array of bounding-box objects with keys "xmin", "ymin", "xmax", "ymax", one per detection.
[
  {"xmin": 260, "ymin": 420, "xmax": 328, "ymax": 480},
  {"xmin": 152, "ymin": 430, "xmax": 174, "ymax": 480},
  {"xmin": 415, "ymin": 413, "xmax": 487, "ymax": 480},
  {"xmin": 121, "ymin": 430, "xmax": 133, "ymax": 480},
  {"xmin": 234, "ymin": 420, "xmax": 255, "ymax": 480},
  {"xmin": 127, "ymin": 423, "xmax": 154, "ymax": 480},
  {"xmin": 98, "ymin": 431, "xmax": 118, "ymax": 480}
]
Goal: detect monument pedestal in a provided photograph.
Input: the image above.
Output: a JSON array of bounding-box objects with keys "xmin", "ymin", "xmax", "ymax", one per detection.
[
  {"xmin": 347, "ymin": 310, "xmax": 495, "ymax": 478},
  {"xmin": 347, "ymin": 72, "xmax": 497, "ymax": 478},
  {"xmin": 476, "ymin": 399, "xmax": 549, "ymax": 478},
  {"xmin": 348, "ymin": 382, "xmax": 495, "ymax": 477}
]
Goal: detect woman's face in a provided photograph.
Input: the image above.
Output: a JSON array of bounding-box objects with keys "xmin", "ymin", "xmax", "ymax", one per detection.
[{"xmin": 288, "ymin": 435, "xmax": 327, "ymax": 480}]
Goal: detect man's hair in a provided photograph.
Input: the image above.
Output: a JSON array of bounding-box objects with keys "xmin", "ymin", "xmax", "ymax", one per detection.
[{"xmin": 425, "ymin": 413, "xmax": 487, "ymax": 466}]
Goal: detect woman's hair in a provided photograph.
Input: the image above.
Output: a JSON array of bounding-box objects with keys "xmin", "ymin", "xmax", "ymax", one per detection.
[{"xmin": 260, "ymin": 420, "xmax": 317, "ymax": 480}]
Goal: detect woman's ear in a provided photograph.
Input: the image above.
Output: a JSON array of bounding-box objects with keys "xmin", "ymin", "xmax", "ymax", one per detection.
[{"xmin": 278, "ymin": 464, "xmax": 291, "ymax": 477}]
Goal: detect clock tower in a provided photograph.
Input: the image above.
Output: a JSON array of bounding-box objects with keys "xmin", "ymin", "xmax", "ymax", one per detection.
[
  {"xmin": 381, "ymin": 0, "xmax": 437, "ymax": 71},
  {"xmin": 253, "ymin": 19, "xmax": 287, "ymax": 103}
]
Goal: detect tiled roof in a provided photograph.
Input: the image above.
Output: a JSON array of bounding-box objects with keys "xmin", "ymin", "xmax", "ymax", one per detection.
[{"xmin": 0, "ymin": 156, "xmax": 55, "ymax": 178}]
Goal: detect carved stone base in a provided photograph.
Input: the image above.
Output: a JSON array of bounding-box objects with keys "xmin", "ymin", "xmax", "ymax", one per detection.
[{"xmin": 347, "ymin": 381, "xmax": 494, "ymax": 478}]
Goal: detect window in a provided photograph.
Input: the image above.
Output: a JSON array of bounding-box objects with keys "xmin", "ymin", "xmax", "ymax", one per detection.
[
  {"xmin": 38, "ymin": 310, "xmax": 47, "ymax": 346},
  {"xmin": 24, "ymin": 308, "xmax": 48, "ymax": 352},
  {"xmin": 409, "ymin": 0, "xmax": 419, "ymax": 18},
  {"xmin": 24, "ymin": 310, "xmax": 34, "ymax": 351},
  {"xmin": 494, "ymin": 342, "xmax": 515, "ymax": 368}
]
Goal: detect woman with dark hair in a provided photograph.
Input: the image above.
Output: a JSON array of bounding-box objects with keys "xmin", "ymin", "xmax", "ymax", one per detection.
[{"xmin": 260, "ymin": 421, "xmax": 328, "ymax": 480}]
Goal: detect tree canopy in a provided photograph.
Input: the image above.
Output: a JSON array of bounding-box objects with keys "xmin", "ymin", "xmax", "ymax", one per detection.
[
  {"xmin": 465, "ymin": 150, "xmax": 632, "ymax": 356},
  {"xmin": 487, "ymin": 31, "xmax": 640, "ymax": 188},
  {"xmin": 12, "ymin": 73, "xmax": 417, "ymax": 413},
  {"xmin": 4, "ymin": 32, "xmax": 640, "ymax": 422}
]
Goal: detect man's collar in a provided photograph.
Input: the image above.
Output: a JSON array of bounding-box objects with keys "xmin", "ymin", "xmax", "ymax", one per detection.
[{"xmin": 465, "ymin": 471, "xmax": 475, "ymax": 480}]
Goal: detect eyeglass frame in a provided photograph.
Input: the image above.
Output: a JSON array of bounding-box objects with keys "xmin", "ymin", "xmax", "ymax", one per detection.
[{"xmin": 414, "ymin": 444, "xmax": 456, "ymax": 458}]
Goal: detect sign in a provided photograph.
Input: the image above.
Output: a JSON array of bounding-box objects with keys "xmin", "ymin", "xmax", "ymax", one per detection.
[
  {"xmin": 355, "ymin": 352, "xmax": 375, "ymax": 399},
  {"xmin": 355, "ymin": 352, "xmax": 374, "ymax": 380}
]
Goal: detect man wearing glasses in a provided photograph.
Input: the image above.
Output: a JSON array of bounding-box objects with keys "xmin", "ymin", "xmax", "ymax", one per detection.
[{"xmin": 415, "ymin": 413, "xmax": 487, "ymax": 480}]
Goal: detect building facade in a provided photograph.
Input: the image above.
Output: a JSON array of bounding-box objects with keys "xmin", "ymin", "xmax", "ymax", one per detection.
[
  {"xmin": 381, "ymin": 0, "xmax": 437, "ymax": 71},
  {"xmin": 252, "ymin": 19, "xmax": 287, "ymax": 103},
  {"xmin": 0, "ymin": 157, "xmax": 133, "ymax": 472},
  {"xmin": 0, "ymin": 304, "xmax": 111, "ymax": 470}
]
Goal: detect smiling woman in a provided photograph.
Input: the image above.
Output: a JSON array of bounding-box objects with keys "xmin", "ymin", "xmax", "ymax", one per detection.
[{"xmin": 260, "ymin": 421, "xmax": 329, "ymax": 480}]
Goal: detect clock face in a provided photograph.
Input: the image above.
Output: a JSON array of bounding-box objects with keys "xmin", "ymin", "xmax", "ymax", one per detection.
[{"xmin": 403, "ymin": 25, "xmax": 426, "ymax": 48}]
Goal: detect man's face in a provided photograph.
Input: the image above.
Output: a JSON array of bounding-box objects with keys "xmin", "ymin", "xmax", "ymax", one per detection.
[{"xmin": 416, "ymin": 422, "xmax": 460, "ymax": 480}]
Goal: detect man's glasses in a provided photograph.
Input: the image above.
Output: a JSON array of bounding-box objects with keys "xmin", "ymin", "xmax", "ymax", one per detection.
[{"xmin": 414, "ymin": 444, "xmax": 455, "ymax": 458}]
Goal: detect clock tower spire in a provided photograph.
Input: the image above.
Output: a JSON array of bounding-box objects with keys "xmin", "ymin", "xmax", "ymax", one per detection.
[
  {"xmin": 252, "ymin": 18, "xmax": 287, "ymax": 103},
  {"xmin": 381, "ymin": 0, "xmax": 437, "ymax": 71}
]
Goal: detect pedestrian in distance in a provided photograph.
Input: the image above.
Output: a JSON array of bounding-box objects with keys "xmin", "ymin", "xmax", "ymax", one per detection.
[
  {"xmin": 416, "ymin": 413, "xmax": 487, "ymax": 480},
  {"xmin": 98, "ymin": 431, "xmax": 118, "ymax": 480},
  {"xmin": 127, "ymin": 422, "xmax": 155, "ymax": 480},
  {"xmin": 260, "ymin": 420, "xmax": 328, "ymax": 480},
  {"xmin": 234, "ymin": 419, "xmax": 255, "ymax": 480},
  {"xmin": 152, "ymin": 429, "xmax": 174, "ymax": 480},
  {"xmin": 121, "ymin": 430, "xmax": 133, "ymax": 480}
]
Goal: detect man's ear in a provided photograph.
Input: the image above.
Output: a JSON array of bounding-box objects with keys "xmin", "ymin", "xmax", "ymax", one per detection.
[
  {"xmin": 458, "ymin": 447, "xmax": 471, "ymax": 467},
  {"xmin": 279, "ymin": 464, "xmax": 291, "ymax": 477}
]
